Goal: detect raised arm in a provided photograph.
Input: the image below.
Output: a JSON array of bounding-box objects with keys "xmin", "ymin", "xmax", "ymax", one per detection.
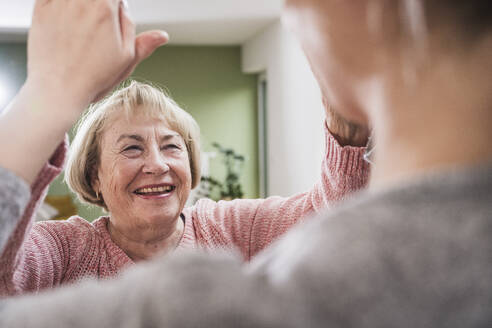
[
  {"xmin": 0, "ymin": 0, "xmax": 168, "ymax": 296},
  {"xmin": 189, "ymin": 104, "xmax": 371, "ymax": 260},
  {"xmin": 0, "ymin": 0, "xmax": 168, "ymax": 186},
  {"xmin": 0, "ymin": 145, "xmax": 67, "ymax": 296}
]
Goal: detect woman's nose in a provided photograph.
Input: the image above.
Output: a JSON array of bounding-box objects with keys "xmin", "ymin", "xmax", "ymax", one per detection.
[{"xmin": 142, "ymin": 148, "xmax": 170, "ymax": 175}]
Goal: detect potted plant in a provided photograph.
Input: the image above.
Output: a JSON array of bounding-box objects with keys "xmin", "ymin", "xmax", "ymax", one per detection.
[{"xmin": 200, "ymin": 142, "xmax": 245, "ymax": 201}]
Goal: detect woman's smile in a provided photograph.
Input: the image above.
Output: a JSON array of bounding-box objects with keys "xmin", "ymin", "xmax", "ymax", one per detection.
[
  {"xmin": 133, "ymin": 184, "xmax": 177, "ymax": 199},
  {"xmin": 94, "ymin": 112, "xmax": 192, "ymax": 230}
]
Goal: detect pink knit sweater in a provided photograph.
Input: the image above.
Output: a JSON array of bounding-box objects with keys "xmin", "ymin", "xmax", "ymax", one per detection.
[{"xmin": 0, "ymin": 126, "xmax": 369, "ymax": 296}]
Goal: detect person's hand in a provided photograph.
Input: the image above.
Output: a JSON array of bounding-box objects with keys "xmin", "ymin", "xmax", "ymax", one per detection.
[
  {"xmin": 323, "ymin": 97, "xmax": 370, "ymax": 147},
  {"xmin": 0, "ymin": 0, "xmax": 169, "ymax": 185},
  {"xmin": 26, "ymin": 0, "xmax": 168, "ymax": 113}
]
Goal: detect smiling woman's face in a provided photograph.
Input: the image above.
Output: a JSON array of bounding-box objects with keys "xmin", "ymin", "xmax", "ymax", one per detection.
[{"xmin": 93, "ymin": 111, "xmax": 192, "ymax": 232}]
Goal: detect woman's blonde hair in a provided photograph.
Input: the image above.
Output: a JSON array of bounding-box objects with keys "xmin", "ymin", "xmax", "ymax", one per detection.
[{"xmin": 65, "ymin": 80, "xmax": 201, "ymax": 209}]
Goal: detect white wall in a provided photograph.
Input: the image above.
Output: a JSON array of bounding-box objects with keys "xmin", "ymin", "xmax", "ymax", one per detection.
[{"xmin": 242, "ymin": 20, "xmax": 325, "ymax": 197}]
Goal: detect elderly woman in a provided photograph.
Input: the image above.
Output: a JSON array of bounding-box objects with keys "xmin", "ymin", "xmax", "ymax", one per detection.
[
  {"xmin": 0, "ymin": 80, "xmax": 369, "ymax": 296},
  {"xmin": 2, "ymin": 0, "xmax": 492, "ymax": 326}
]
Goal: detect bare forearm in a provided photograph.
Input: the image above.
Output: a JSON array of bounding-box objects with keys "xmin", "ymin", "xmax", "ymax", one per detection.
[
  {"xmin": 0, "ymin": 81, "xmax": 84, "ymax": 185},
  {"xmin": 0, "ymin": 0, "xmax": 168, "ymax": 185}
]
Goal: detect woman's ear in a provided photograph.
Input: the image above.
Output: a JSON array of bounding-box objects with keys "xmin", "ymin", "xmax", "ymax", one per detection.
[{"xmin": 90, "ymin": 166, "xmax": 100, "ymax": 196}]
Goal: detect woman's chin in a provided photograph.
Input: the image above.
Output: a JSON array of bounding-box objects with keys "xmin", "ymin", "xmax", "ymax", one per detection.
[{"xmin": 137, "ymin": 206, "xmax": 182, "ymax": 224}]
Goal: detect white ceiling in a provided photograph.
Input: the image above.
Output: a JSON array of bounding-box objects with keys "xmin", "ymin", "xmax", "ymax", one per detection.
[{"xmin": 0, "ymin": 0, "xmax": 284, "ymax": 45}]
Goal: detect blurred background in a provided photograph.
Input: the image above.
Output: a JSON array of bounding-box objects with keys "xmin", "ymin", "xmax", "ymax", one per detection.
[{"xmin": 0, "ymin": 0, "xmax": 325, "ymax": 221}]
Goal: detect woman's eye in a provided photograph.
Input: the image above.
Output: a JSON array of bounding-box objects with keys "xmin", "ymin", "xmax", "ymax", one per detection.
[
  {"xmin": 163, "ymin": 144, "xmax": 180, "ymax": 150},
  {"xmin": 122, "ymin": 145, "xmax": 143, "ymax": 154}
]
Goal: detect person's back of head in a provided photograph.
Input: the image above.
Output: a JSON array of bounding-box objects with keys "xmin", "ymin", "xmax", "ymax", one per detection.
[
  {"xmin": 275, "ymin": 2, "xmax": 492, "ymax": 325},
  {"xmin": 284, "ymin": 0, "xmax": 492, "ymax": 187}
]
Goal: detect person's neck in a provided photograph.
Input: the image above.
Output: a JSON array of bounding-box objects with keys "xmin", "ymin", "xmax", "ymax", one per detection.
[
  {"xmin": 108, "ymin": 216, "xmax": 184, "ymax": 262},
  {"xmin": 368, "ymin": 59, "xmax": 492, "ymax": 190}
]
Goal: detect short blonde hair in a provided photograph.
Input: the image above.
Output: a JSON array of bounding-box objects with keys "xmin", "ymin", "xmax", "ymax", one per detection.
[{"xmin": 65, "ymin": 80, "xmax": 201, "ymax": 209}]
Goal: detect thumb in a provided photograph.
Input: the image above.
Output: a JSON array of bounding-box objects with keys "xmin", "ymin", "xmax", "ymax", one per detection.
[
  {"xmin": 135, "ymin": 30, "xmax": 169, "ymax": 63},
  {"xmin": 89, "ymin": 30, "xmax": 169, "ymax": 103}
]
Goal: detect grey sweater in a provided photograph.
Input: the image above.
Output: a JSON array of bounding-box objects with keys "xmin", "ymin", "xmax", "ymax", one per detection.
[
  {"xmin": 1, "ymin": 164, "xmax": 492, "ymax": 327},
  {"xmin": 0, "ymin": 167, "xmax": 30, "ymax": 256}
]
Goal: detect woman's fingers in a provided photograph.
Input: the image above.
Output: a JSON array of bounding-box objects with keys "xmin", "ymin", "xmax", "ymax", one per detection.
[
  {"xmin": 135, "ymin": 30, "xmax": 170, "ymax": 61},
  {"xmin": 109, "ymin": 30, "xmax": 169, "ymax": 87},
  {"xmin": 91, "ymin": 30, "xmax": 169, "ymax": 102},
  {"xmin": 28, "ymin": 0, "xmax": 168, "ymax": 107},
  {"xmin": 119, "ymin": 2, "xmax": 136, "ymax": 54},
  {"xmin": 118, "ymin": 30, "xmax": 169, "ymax": 85},
  {"xmin": 32, "ymin": 0, "xmax": 51, "ymax": 21}
]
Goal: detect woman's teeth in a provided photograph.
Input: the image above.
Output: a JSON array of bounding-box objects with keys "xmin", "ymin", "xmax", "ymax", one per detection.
[{"xmin": 136, "ymin": 186, "xmax": 174, "ymax": 194}]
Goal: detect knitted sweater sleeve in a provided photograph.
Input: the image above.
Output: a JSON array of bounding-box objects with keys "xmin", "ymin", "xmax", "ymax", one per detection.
[
  {"xmin": 0, "ymin": 139, "xmax": 67, "ymax": 297},
  {"xmin": 190, "ymin": 123, "xmax": 370, "ymax": 260}
]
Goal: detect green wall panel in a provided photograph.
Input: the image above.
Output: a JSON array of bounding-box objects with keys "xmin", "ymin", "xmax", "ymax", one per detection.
[{"xmin": 0, "ymin": 43, "xmax": 258, "ymax": 221}]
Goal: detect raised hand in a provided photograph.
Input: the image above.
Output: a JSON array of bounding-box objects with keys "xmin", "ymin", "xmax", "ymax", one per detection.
[
  {"xmin": 27, "ymin": 0, "xmax": 169, "ymax": 111},
  {"xmin": 323, "ymin": 97, "xmax": 370, "ymax": 147},
  {"xmin": 0, "ymin": 0, "xmax": 168, "ymax": 184}
]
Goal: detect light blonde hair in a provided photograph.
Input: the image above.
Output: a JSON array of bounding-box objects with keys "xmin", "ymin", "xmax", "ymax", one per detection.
[{"xmin": 65, "ymin": 80, "xmax": 201, "ymax": 209}]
